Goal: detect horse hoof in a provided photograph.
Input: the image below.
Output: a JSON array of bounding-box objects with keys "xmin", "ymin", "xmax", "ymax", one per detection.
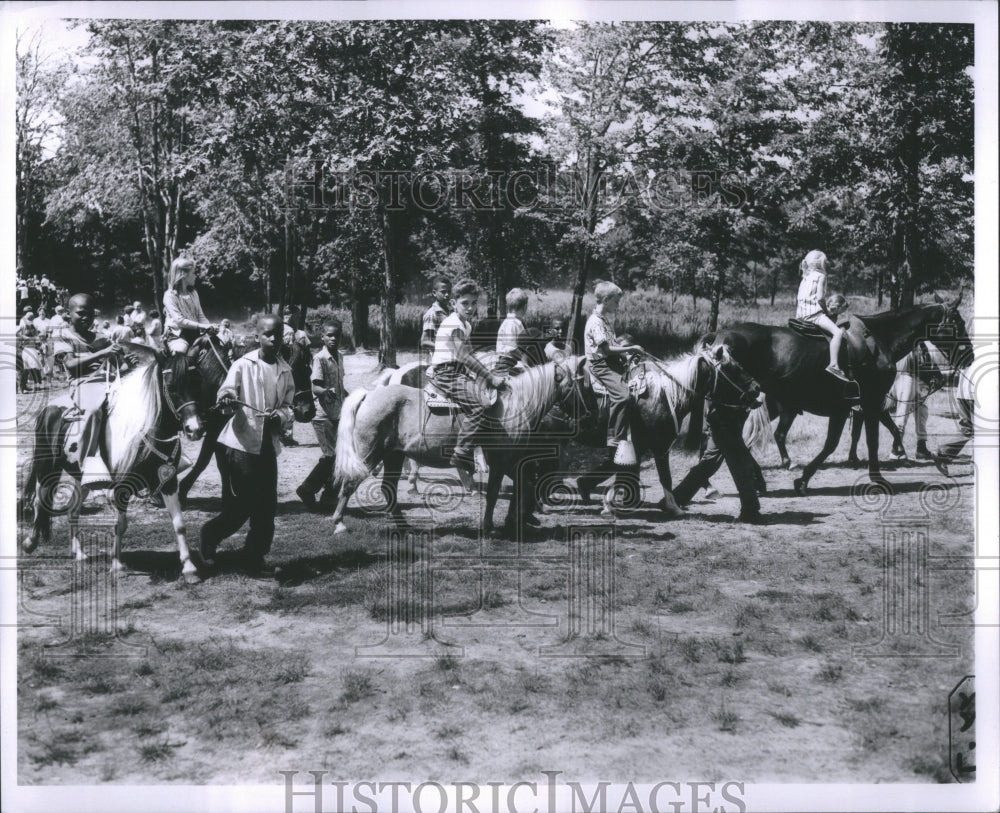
[
  {"xmin": 182, "ymin": 569, "xmax": 203, "ymax": 585},
  {"xmin": 22, "ymin": 535, "xmax": 38, "ymax": 554},
  {"xmin": 793, "ymin": 478, "xmax": 808, "ymax": 497},
  {"xmin": 108, "ymin": 560, "xmax": 125, "ymax": 575},
  {"xmin": 334, "ymin": 522, "xmax": 348, "ymax": 535},
  {"xmin": 870, "ymin": 476, "xmax": 892, "ymax": 494}
]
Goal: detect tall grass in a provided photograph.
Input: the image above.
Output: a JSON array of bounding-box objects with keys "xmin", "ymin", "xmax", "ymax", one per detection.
[{"xmin": 247, "ymin": 289, "xmax": 889, "ymax": 358}]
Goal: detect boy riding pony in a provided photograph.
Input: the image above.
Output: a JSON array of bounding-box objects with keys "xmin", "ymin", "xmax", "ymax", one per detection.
[{"xmin": 430, "ymin": 278, "xmax": 506, "ymax": 475}]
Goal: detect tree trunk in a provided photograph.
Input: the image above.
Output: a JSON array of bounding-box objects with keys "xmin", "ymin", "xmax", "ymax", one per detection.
[
  {"xmin": 769, "ymin": 264, "xmax": 777, "ymax": 306},
  {"xmin": 352, "ymin": 291, "xmax": 370, "ymax": 350},
  {"xmin": 378, "ymin": 205, "xmax": 400, "ymax": 369},
  {"xmin": 876, "ymin": 264, "xmax": 884, "ymax": 308},
  {"xmin": 709, "ymin": 263, "xmax": 725, "ymax": 332},
  {"xmin": 567, "ymin": 242, "xmax": 591, "ymax": 353},
  {"xmin": 751, "ymin": 261, "xmax": 758, "ymax": 304}
]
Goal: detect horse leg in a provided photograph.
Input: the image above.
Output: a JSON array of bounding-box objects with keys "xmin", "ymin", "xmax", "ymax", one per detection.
[
  {"xmin": 652, "ymin": 448, "xmax": 684, "ymax": 517},
  {"xmin": 864, "ymin": 409, "xmax": 890, "ymax": 488},
  {"xmin": 69, "ymin": 483, "xmax": 85, "ymax": 560},
  {"xmin": 160, "ymin": 486, "xmax": 201, "ymax": 582},
  {"xmin": 483, "ymin": 463, "xmax": 505, "ymax": 537},
  {"xmin": 882, "ymin": 410, "xmax": 906, "ymax": 459},
  {"xmin": 794, "ymin": 411, "xmax": 849, "ymax": 496},
  {"xmin": 178, "ymin": 422, "xmax": 219, "ymax": 502},
  {"xmin": 109, "ymin": 497, "xmax": 128, "ymax": 574},
  {"xmin": 331, "ymin": 483, "xmax": 356, "ymax": 535},
  {"xmin": 405, "ymin": 458, "xmax": 419, "ymax": 493},
  {"xmin": 847, "ymin": 410, "xmax": 864, "ymax": 466},
  {"xmin": 381, "ymin": 450, "xmax": 407, "ymax": 527},
  {"xmin": 773, "ymin": 411, "xmax": 796, "ymax": 469}
]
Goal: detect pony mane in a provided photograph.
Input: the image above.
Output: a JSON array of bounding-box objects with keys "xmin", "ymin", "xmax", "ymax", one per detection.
[
  {"xmin": 497, "ymin": 359, "xmax": 560, "ymax": 442},
  {"xmin": 644, "ymin": 353, "xmax": 701, "ymax": 422},
  {"xmin": 105, "ymin": 358, "xmax": 162, "ymax": 474}
]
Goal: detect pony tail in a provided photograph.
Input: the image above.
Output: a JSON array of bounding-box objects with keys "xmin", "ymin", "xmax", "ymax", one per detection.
[{"xmin": 333, "ymin": 389, "xmax": 373, "ymax": 487}]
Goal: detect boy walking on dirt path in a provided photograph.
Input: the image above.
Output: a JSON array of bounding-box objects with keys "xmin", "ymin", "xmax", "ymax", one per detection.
[
  {"xmin": 297, "ymin": 320, "xmax": 347, "ymax": 510},
  {"xmin": 200, "ymin": 314, "xmax": 294, "ymax": 577}
]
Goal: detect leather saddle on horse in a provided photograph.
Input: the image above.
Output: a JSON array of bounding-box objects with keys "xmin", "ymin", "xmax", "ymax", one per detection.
[
  {"xmin": 589, "ymin": 358, "xmax": 648, "ymax": 399},
  {"xmin": 788, "ymin": 316, "xmax": 877, "ymax": 401},
  {"xmin": 423, "ymin": 366, "xmax": 500, "ymax": 414}
]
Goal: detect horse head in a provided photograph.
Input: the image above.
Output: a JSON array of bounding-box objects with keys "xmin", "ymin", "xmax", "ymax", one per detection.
[
  {"xmin": 158, "ymin": 347, "xmax": 205, "ymax": 441},
  {"xmin": 930, "ymin": 290, "xmax": 974, "ymax": 370},
  {"xmin": 701, "ymin": 343, "xmax": 762, "ymax": 409},
  {"xmin": 286, "ymin": 339, "xmax": 317, "ymax": 423},
  {"xmin": 553, "ymin": 356, "xmax": 596, "ymax": 433}
]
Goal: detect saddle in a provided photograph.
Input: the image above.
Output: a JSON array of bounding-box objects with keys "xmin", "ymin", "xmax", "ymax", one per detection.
[
  {"xmin": 423, "ymin": 366, "xmax": 499, "ymax": 413},
  {"xmin": 590, "ymin": 359, "xmax": 648, "ymax": 399},
  {"xmin": 787, "ymin": 318, "xmax": 827, "ymax": 339}
]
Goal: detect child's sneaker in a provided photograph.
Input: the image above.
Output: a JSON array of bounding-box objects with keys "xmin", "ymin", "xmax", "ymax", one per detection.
[{"xmin": 825, "ymin": 364, "xmax": 849, "ymax": 382}]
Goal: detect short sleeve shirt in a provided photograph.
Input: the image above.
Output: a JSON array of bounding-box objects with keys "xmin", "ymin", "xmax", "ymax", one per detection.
[
  {"xmin": 431, "ymin": 312, "xmax": 471, "ymax": 367},
  {"xmin": 583, "ymin": 313, "xmax": 615, "ymax": 361},
  {"xmin": 496, "ymin": 315, "xmax": 525, "ymax": 353},
  {"xmin": 422, "ymin": 301, "xmax": 451, "ymax": 336},
  {"xmin": 311, "ymin": 345, "xmax": 346, "ymax": 420}
]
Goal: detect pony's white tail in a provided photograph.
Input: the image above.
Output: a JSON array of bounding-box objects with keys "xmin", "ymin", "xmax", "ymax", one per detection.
[
  {"xmin": 334, "ymin": 389, "xmax": 373, "ymax": 487},
  {"xmin": 743, "ymin": 401, "xmax": 775, "ymax": 455}
]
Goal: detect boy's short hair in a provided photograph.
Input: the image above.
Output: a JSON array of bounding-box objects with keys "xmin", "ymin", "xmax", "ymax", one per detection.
[
  {"xmin": 800, "ymin": 250, "xmax": 827, "ymax": 274},
  {"xmin": 326, "ymin": 317, "xmax": 343, "ymax": 331},
  {"xmin": 431, "ymin": 275, "xmax": 452, "ymax": 289},
  {"xmin": 594, "ymin": 281, "xmax": 624, "ymax": 303},
  {"xmin": 825, "ymin": 293, "xmax": 848, "ymax": 312},
  {"xmin": 452, "ymin": 278, "xmax": 479, "ymax": 299},
  {"xmin": 505, "ymin": 287, "xmax": 529, "ymax": 312}
]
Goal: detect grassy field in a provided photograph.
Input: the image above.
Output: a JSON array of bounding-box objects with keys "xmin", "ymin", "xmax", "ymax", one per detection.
[
  {"xmin": 15, "ymin": 351, "xmax": 976, "ymax": 785},
  {"xmin": 238, "ymin": 290, "xmax": 884, "ymax": 356}
]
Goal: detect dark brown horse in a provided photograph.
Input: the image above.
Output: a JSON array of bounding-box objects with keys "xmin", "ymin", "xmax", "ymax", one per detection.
[{"xmin": 713, "ymin": 295, "xmax": 973, "ymax": 494}]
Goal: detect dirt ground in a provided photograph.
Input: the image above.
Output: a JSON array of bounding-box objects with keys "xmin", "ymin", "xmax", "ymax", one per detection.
[{"xmin": 15, "ymin": 350, "xmax": 976, "ymax": 785}]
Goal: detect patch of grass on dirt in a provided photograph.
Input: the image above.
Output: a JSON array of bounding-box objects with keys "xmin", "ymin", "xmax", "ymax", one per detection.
[
  {"xmin": 139, "ymin": 741, "xmax": 177, "ymax": 762},
  {"xmin": 905, "ymin": 751, "xmax": 954, "ymax": 783},
  {"xmin": 713, "ymin": 701, "xmax": 739, "ymax": 733},
  {"xmin": 110, "ymin": 694, "xmax": 148, "ymax": 717},
  {"xmin": 769, "ymin": 711, "xmax": 801, "ymax": 728},
  {"xmin": 276, "ymin": 653, "xmax": 310, "ymax": 684},
  {"xmin": 817, "ymin": 661, "xmax": 845, "ymax": 683},
  {"xmin": 340, "ymin": 669, "xmax": 377, "ymax": 705},
  {"xmin": 712, "ymin": 639, "xmax": 746, "ymax": 664}
]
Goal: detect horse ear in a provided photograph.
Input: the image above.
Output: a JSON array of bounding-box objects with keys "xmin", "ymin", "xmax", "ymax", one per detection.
[
  {"xmin": 933, "ymin": 293, "xmax": 945, "ymax": 304},
  {"xmin": 950, "ymin": 287, "xmax": 964, "ymax": 309}
]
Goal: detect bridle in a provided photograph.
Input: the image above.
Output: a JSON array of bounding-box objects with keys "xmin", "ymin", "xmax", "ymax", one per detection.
[{"xmin": 700, "ymin": 351, "xmax": 761, "ymax": 410}]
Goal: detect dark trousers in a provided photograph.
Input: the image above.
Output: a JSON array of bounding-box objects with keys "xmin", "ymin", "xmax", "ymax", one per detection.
[
  {"xmin": 591, "ymin": 358, "xmax": 630, "ymax": 445},
  {"xmin": 938, "ymin": 397, "xmax": 974, "ymax": 461},
  {"xmin": 200, "ymin": 432, "xmax": 278, "ymax": 562},
  {"xmin": 673, "ymin": 408, "xmax": 763, "ymax": 514},
  {"xmin": 300, "ymin": 418, "xmax": 340, "ymax": 498},
  {"xmin": 434, "ymin": 363, "xmax": 490, "ymax": 453}
]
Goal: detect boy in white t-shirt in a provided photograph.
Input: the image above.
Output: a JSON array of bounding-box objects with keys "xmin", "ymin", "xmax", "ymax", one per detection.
[{"xmin": 431, "ymin": 278, "xmax": 506, "ymax": 474}]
